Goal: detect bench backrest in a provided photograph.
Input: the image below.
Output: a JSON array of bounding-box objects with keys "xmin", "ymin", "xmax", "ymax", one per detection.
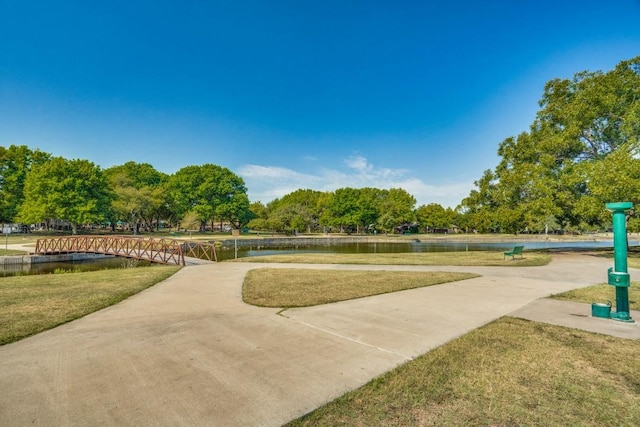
[{"xmin": 513, "ymin": 246, "xmax": 524, "ymax": 253}]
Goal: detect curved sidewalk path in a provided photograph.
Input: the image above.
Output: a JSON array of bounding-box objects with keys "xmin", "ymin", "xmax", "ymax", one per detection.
[{"xmin": 1, "ymin": 254, "xmax": 639, "ymax": 426}]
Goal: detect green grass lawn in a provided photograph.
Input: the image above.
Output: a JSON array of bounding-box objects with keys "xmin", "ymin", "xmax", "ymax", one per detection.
[
  {"xmin": 243, "ymin": 269, "xmax": 478, "ymax": 307},
  {"xmin": 233, "ymin": 251, "xmax": 551, "ymax": 266},
  {"xmin": 0, "ymin": 265, "xmax": 180, "ymax": 345},
  {"xmin": 552, "ymin": 282, "xmax": 640, "ymax": 310},
  {"xmin": 287, "ymin": 317, "xmax": 640, "ymax": 426},
  {"xmin": 1, "ymin": 234, "xmax": 39, "ymax": 245},
  {"xmin": 589, "ymin": 249, "xmax": 640, "ymax": 269},
  {"xmin": 0, "ymin": 249, "xmax": 27, "ymax": 256}
]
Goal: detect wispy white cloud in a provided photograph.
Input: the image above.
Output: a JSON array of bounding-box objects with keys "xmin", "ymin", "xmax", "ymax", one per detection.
[
  {"xmin": 238, "ymin": 164, "xmax": 303, "ymax": 179},
  {"xmin": 344, "ymin": 155, "xmax": 372, "ymax": 172},
  {"xmin": 237, "ymin": 164, "xmax": 322, "ymax": 202},
  {"xmin": 343, "ymin": 155, "xmax": 405, "ymax": 180},
  {"xmin": 238, "ymin": 157, "xmax": 473, "ymax": 208}
]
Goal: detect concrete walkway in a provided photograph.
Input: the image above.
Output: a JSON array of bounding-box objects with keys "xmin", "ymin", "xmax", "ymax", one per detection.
[{"xmin": 0, "ymin": 253, "xmax": 638, "ymax": 426}]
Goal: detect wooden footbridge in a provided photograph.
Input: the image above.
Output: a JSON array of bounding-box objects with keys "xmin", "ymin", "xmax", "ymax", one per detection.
[{"xmin": 34, "ymin": 235, "xmax": 218, "ymax": 265}]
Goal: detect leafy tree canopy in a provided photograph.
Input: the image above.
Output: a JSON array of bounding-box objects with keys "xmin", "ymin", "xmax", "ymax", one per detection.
[
  {"xmin": 18, "ymin": 157, "xmax": 112, "ymax": 234},
  {"xmin": 104, "ymin": 162, "xmax": 169, "ymax": 233},
  {"xmin": 0, "ymin": 145, "xmax": 50, "ymax": 222},
  {"xmin": 167, "ymin": 164, "xmax": 249, "ymax": 231},
  {"xmin": 415, "ymin": 203, "xmax": 455, "ymax": 231},
  {"xmin": 460, "ymin": 56, "xmax": 640, "ymax": 234}
]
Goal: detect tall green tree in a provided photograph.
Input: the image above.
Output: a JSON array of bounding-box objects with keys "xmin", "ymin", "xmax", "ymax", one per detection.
[
  {"xmin": 247, "ymin": 201, "xmax": 269, "ymax": 231},
  {"xmin": 320, "ymin": 187, "xmax": 390, "ymax": 234},
  {"xmin": 18, "ymin": 157, "xmax": 112, "ymax": 234},
  {"xmin": 217, "ymin": 192, "xmax": 253, "ymax": 230},
  {"xmin": 266, "ymin": 202, "xmax": 312, "ymax": 233},
  {"xmin": 0, "ymin": 145, "xmax": 50, "ymax": 223},
  {"xmin": 104, "ymin": 162, "xmax": 169, "ymax": 234},
  {"xmin": 415, "ymin": 203, "xmax": 454, "ymax": 232},
  {"xmin": 357, "ymin": 187, "xmax": 385, "ymax": 231},
  {"xmin": 461, "ymin": 56, "xmax": 640, "ymax": 233},
  {"xmin": 458, "ymin": 169, "xmax": 499, "ymax": 233},
  {"xmin": 577, "ymin": 145, "xmax": 640, "ymax": 226},
  {"xmin": 266, "ymin": 189, "xmax": 325, "ymax": 233},
  {"xmin": 321, "ymin": 188, "xmax": 362, "ymax": 233},
  {"xmin": 377, "ymin": 188, "xmax": 416, "ymax": 233},
  {"xmin": 167, "ymin": 164, "xmax": 249, "ymax": 232}
]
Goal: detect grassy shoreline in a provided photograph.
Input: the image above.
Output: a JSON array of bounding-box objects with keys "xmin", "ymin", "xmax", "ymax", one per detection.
[{"xmin": 0, "ymin": 249, "xmax": 27, "ymax": 256}]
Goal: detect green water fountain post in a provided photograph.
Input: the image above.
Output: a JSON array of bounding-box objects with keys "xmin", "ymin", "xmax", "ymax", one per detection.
[{"xmin": 606, "ymin": 202, "xmax": 634, "ymax": 322}]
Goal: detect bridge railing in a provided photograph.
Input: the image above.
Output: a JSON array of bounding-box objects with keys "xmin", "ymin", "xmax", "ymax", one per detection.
[
  {"xmin": 180, "ymin": 240, "xmax": 218, "ymax": 262},
  {"xmin": 34, "ymin": 235, "xmax": 218, "ymax": 265}
]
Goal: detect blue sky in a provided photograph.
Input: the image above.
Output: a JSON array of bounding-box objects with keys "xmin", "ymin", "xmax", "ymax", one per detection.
[{"xmin": 1, "ymin": 1, "xmax": 639, "ymax": 208}]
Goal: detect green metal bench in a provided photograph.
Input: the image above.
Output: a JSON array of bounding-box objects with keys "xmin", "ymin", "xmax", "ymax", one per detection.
[{"xmin": 504, "ymin": 245, "xmax": 524, "ymax": 259}]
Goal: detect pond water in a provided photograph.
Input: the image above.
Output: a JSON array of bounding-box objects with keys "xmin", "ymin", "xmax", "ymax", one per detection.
[
  {"xmin": 2, "ymin": 239, "xmax": 633, "ymax": 273},
  {"xmin": 215, "ymin": 239, "xmax": 632, "ymax": 261},
  {"xmin": 0, "ymin": 257, "xmax": 152, "ymax": 278}
]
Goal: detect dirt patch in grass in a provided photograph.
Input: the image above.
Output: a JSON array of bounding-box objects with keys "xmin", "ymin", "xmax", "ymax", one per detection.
[
  {"xmin": 287, "ymin": 317, "xmax": 640, "ymax": 426},
  {"xmin": 243, "ymin": 269, "xmax": 478, "ymax": 307}
]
